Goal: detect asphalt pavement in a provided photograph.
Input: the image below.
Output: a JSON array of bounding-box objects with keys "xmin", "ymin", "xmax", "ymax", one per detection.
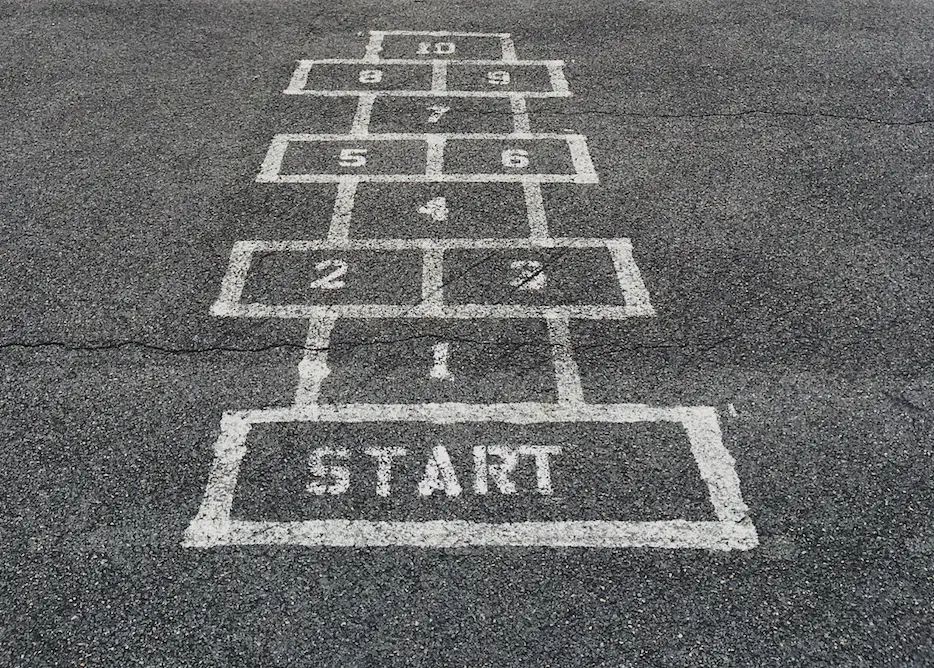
[{"xmin": 2, "ymin": 0, "xmax": 933, "ymax": 665}]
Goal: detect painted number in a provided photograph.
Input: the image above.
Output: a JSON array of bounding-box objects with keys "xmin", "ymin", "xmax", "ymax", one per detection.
[
  {"xmin": 417, "ymin": 41, "xmax": 456, "ymax": 55},
  {"xmin": 358, "ymin": 69, "xmax": 383, "ymax": 84},
  {"xmin": 418, "ymin": 197, "xmax": 449, "ymax": 222},
  {"xmin": 309, "ymin": 259, "xmax": 347, "ymax": 290},
  {"xmin": 427, "ymin": 103, "xmax": 450, "ymax": 123},
  {"xmin": 502, "ymin": 148, "xmax": 529, "ymax": 169},
  {"xmin": 307, "ymin": 448, "xmax": 350, "ymax": 495},
  {"xmin": 487, "ymin": 70, "xmax": 511, "ymax": 85},
  {"xmin": 338, "ymin": 148, "xmax": 367, "ymax": 168},
  {"xmin": 509, "ymin": 260, "xmax": 546, "ymax": 290}
]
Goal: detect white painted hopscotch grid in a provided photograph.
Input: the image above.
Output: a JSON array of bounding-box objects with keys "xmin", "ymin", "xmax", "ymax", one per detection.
[{"xmin": 185, "ymin": 30, "xmax": 759, "ymax": 551}]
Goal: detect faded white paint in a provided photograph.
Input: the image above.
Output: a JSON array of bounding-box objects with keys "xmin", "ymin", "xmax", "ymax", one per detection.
[{"xmin": 430, "ymin": 341, "xmax": 452, "ymax": 380}]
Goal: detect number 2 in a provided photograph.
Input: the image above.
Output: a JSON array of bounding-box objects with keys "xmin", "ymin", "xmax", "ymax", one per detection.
[{"xmin": 310, "ymin": 259, "xmax": 347, "ymax": 289}]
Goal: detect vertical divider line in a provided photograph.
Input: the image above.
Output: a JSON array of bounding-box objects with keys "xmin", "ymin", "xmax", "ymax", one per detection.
[
  {"xmin": 425, "ymin": 136, "xmax": 446, "ymax": 176},
  {"xmin": 364, "ymin": 32, "xmax": 385, "ymax": 62},
  {"xmin": 350, "ymin": 94, "xmax": 376, "ymax": 136},
  {"xmin": 422, "ymin": 247, "xmax": 445, "ymax": 310},
  {"xmin": 509, "ymin": 94, "xmax": 531, "ymax": 133},
  {"xmin": 523, "ymin": 181, "xmax": 549, "ymax": 239},
  {"xmin": 547, "ymin": 315, "xmax": 585, "ymax": 405},
  {"xmin": 327, "ymin": 178, "xmax": 359, "ymax": 242},
  {"xmin": 285, "ymin": 60, "xmax": 313, "ymax": 94},
  {"xmin": 431, "ymin": 60, "xmax": 448, "ymax": 92},
  {"xmin": 295, "ymin": 315, "xmax": 339, "ymax": 406}
]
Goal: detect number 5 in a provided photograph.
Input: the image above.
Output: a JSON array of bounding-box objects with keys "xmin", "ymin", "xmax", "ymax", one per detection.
[
  {"xmin": 338, "ymin": 148, "xmax": 367, "ymax": 168},
  {"xmin": 502, "ymin": 149, "xmax": 529, "ymax": 169}
]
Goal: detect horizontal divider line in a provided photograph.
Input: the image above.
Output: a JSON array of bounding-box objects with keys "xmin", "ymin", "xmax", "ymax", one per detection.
[{"xmin": 283, "ymin": 90, "xmax": 571, "ymax": 98}]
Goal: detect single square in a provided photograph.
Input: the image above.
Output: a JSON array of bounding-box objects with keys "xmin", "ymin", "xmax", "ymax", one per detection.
[
  {"xmin": 447, "ymin": 63, "xmax": 555, "ymax": 94},
  {"xmin": 295, "ymin": 62, "xmax": 432, "ymax": 94},
  {"xmin": 230, "ymin": 420, "xmax": 715, "ymax": 522},
  {"xmin": 319, "ymin": 318, "xmax": 557, "ymax": 404},
  {"xmin": 444, "ymin": 138, "xmax": 577, "ymax": 176},
  {"xmin": 368, "ymin": 96, "xmax": 514, "ymax": 134},
  {"xmin": 277, "ymin": 138, "xmax": 426, "ymax": 176},
  {"xmin": 443, "ymin": 247, "xmax": 625, "ymax": 307},
  {"xmin": 376, "ymin": 34, "xmax": 507, "ymax": 61},
  {"xmin": 239, "ymin": 249, "xmax": 422, "ymax": 306},
  {"xmin": 351, "ymin": 183, "xmax": 528, "ymax": 238}
]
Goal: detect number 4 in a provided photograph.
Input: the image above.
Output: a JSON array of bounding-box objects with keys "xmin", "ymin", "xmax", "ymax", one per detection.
[{"xmin": 418, "ymin": 197, "xmax": 448, "ymax": 222}]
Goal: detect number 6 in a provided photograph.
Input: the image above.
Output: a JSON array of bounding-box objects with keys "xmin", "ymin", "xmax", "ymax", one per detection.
[{"xmin": 502, "ymin": 149, "xmax": 529, "ymax": 169}]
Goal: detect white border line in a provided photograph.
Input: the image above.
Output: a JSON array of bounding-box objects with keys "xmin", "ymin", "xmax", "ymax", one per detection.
[
  {"xmin": 326, "ymin": 178, "xmax": 358, "ymax": 242},
  {"xmin": 294, "ymin": 316, "xmax": 337, "ymax": 405},
  {"xmin": 286, "ymin": 90, "xmax": 572, "ymax": 99},
  {"xmin": 213, "ymin": 304, "xmax": 643, "ymax": 320},
  {"xmin": 547, "ymin": 316, "xmax": 584, "ymax": 404},
  {"xmin": 183, "ymin": 403, "xmax": 759, "ymax": 550},
  {"xmin": 371, "ymin": 30, "xmax": 512, "ymax": 38},
  {"xmin": 286, "ymin": 58, "xmax": 563, "ymax": 65}
]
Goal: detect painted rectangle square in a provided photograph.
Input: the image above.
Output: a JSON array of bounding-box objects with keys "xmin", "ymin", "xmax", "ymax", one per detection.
[
  {"xmin": 368, "ymin": 96, "xmax": 514, "ymax": 134},
  {"xmin": 278, "ymin": 139, "xmax": 426, "ymax": 176},
  {"xmin": 231, "ymin": 421, "xmax": 716, "ymax": 523},
  {"xmin": 299, "ymin": 62, "xmax": 432, "ymax": 93},
  {"xmin": 443, "ymin": 248, "xmax": 625, "ymax": 306},
  {"xmin": 377, "ymin": 35, "xmax": 506, "ymax": 60},
  {"xmin": 446, "ymin": 63, "xmax": 554, "ymax": 94},
  {"xmin": 239, "ymin": 250, "xmax": 422, "ymax": 305},
  {"xmin": 351, "ymin": 183, "xmax": 527, "ymax": 238},
  {"xmin": 319, "ymin": 318, "xmax": 557, "ymax": 404},
  {"xmin": 443, "ymin": 138, "xmax": 576, "ymax": 176}
]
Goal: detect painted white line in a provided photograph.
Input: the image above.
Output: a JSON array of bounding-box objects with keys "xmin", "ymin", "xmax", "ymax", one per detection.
[
  {"xmin": 430, "ymin": 342, "xmax": 452, "ymax": 381},
  {"xmin": 183, "ymin": 403, "xmax": 759, "ymax": 550},
  {"xmin": 256, "ymin": 135, "xmax": 290, "ymax": 183},
  {"xmin": 287, "ymin": 58, "xmax": 562, "ymax": 66},
  {"xmin": 363, "ymin": 32, "xmax": 384, "ymax": 62},
  {"xmin": 325, "ymin": 178, "xmax": 359, "ymax": 243},
  {"xmin": 294, "ymin": 316, "xmax": 338, "ymax": 406},
  {"xmin": 425, "ymin": 136, "xmax": 446, "ymax": 176},
  {"xmin": 431, "ymin": 60, "xmax": 448, "ymax": 92},
  {"xmin": 219, "ymin": 237, "xmax": 633, "ymax": 251},
  {"xmin": 509, "ymin": 93, "xmax": 531, "ymax": 133},
  {"xmin": 284, "ymin": 61, "xmax": 313, "ymax": 94},
  {"xmin": 349, "ymin": 94, "xmax": 376, "ymax": 136},
  {"xmin": 270, "ymin": 173, "xmax": 598, "ymax": 184},
  {"xmin": 215, "ymin": 304, "xmax": 645, "ymax": 320},
  {"xmin": 728, "ymin": 403, "xmax": 738, "ymax": 417},
  {"xmin": 211, "ymin": 241, "xmax": 256, "ymax": 315},
  {"xmin": 285, "ymin": 90, "xmax": 571, "ymax": 99},
  {"xmin": 546, "ymin": 62, "xmax": 570, "ymax": 96},
  {"xmin": 500, "ymin": 35, "xmax": 518, "ymax": 62},
  {"xmin": 186, "ymin": 518, "xmax": 759, "ymax": 550},
  {"xmin": 421, "ymin": 248, "xmax": 445, "ymax": 306},
  {"xmin": 522, "ymin": 182, "xmax": 548, "ymax": 238},
  {"xmin": 681, "ymin": 406, "xmax": 753, "ymax": 524},
  {"xmin": 607, "ymin": 240, "xmax": 656, "ymax": 317},
  {"xmin": 371, "ymin": 30, "xmax": 512, "ymax": 38},
  {"xmin": 566, "ymin": 135, "xmax": 599, "ymax": 184},
  {"xmin": 266, "ymin": 132, "xmax": 584, "ymax": 141},
  {"xmin": 547, "ymin": 316, "xmax": 584, "ymax": 404}
]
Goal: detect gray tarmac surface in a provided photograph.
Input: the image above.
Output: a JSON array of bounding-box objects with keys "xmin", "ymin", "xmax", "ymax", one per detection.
[{"xmin": 2, "ymin": 0, "xmax": 934, "ymax": 665}]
